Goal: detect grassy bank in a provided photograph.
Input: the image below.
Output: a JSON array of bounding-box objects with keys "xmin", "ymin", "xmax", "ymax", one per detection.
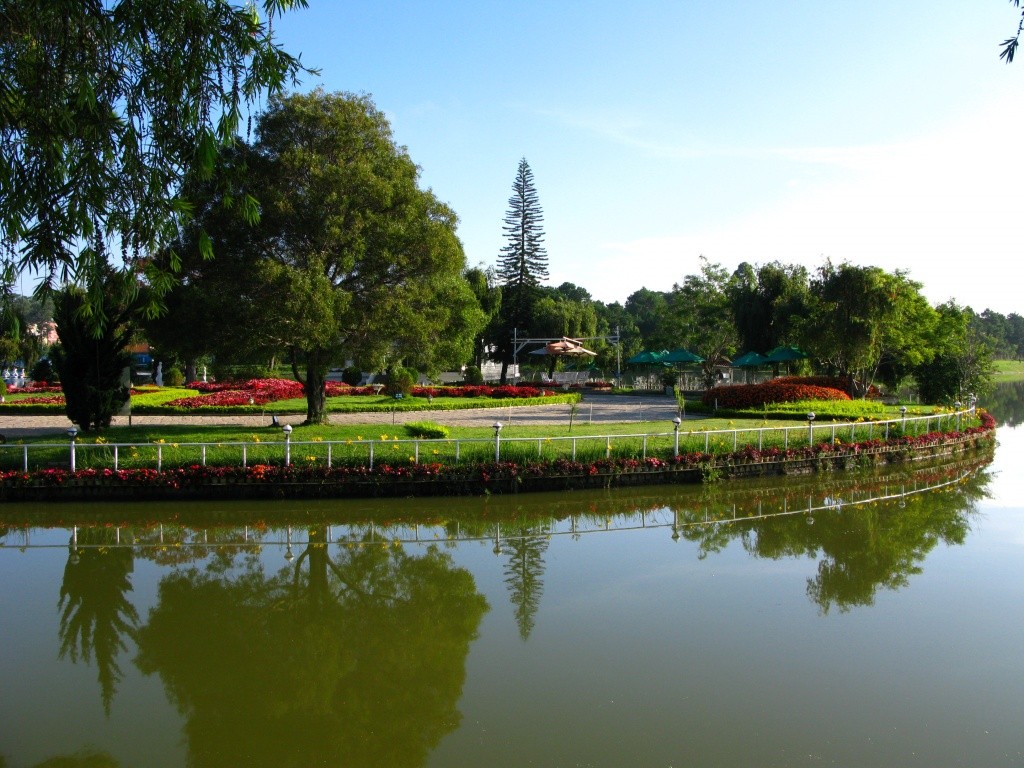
[
  {"xmin": 0, "ymin": 406, "xmax": 981, "ymax": 474},
  {"xmin": 993, "ymin": 359, "xmax": 1024, "ymax": 381}
]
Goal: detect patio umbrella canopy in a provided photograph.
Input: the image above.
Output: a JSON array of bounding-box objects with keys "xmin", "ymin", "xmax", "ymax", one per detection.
[
  {"xmin": 731, "ymin": 351, "xmax": 770, "ymax": 368},
  {"xmin": 765, "ymin": 345, "xmax": 808, "ymax": 363},
  {"xmin": 662, "ymin": 348, "xmax": 705, "ymax": 364},
  {"xmin": 528, "ymin": 338, "xmax": 597, "ymax": 357},
  {"xmin": 625, "ymin": 350, "xmax": 668, "ymax": 365}
]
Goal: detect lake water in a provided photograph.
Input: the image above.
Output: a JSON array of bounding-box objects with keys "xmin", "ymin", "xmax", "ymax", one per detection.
[{"xmin": 1, "ymin": 389, "xmax": 1022, "ymax": 767}]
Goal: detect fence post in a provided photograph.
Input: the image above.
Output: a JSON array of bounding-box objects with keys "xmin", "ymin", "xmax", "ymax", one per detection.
[
  {"xmin": 493, "ymin": 422, "xmax": 503, "ymax": 462},
  {"xmin": 282, "ymin": 424, "xmax": 292, "ymax": 466},
  {"xmin": 67, "ymin": 427, "xmax": 77, "ymax": 472}
]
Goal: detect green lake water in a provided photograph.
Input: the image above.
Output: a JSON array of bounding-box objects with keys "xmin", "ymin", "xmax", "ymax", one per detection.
[{"xmin": 1, "ymin": 389, "xmax": 1022, "ymax": 767}]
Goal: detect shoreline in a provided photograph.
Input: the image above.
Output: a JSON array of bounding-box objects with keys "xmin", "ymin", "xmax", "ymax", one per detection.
[{"xmin": 0, "ymin": 417, "xmax": 996, "ymax": 503}]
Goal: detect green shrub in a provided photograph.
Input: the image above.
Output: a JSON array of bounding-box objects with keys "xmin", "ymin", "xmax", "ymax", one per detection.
[
  {"xmin": 463, "ymin": 365, "xmax": 484, "ymax": 385},
  {"xmin": 386, "ymin": 365, "xmax": 416, "ymax": 396},
  {"xmin": 31, "ymin": 358, "xmax": 58, "ymax": 384},
  {"xmin": 163, "ymin": 366, "xmax": 185, "ymax": 387},
  {"xmin": 210, "ymin": 363, "xmax": 276, "ymax": 382},
  {"xmin": 403, "ymin": 421, "xmax": 450, "ymax": 439},
  {"xmin": 342, "ymin": 366, "xmax": 363, "ymax": 386}
]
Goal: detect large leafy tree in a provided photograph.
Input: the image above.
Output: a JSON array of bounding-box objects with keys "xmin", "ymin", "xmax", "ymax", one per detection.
[
  {"xmin": 728, "ymin": 261, "xmax": 810, "ymax": 353},
  {"xmin": 165, "ymin": 90, "xmax": 483, "ymax": 423},
  {"xmin": 913, "ymin": 302, "xmax": 995, "ymax": 404},
  {"xmin": 0, "ymin": 0, "xmax": 308, "ymax": 322},
  {"xmin": 623, "ymin": 288, "xmax": 672, "ymax": 351},
  {"xmin": 494, "ymin": 158, "xmax": 549, "ymax": 382},
  {"xmin": 666, "ymin": 258, "xmax": 738, "ymax": 389},
  {"xmin": 798, "ymin": 261, "xmax": 936, "ymax": 394}
]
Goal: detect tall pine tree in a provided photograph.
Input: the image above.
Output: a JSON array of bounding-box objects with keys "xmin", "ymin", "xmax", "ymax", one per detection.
[{"xmin": 495, "ymin": 158, "xmax": 549, "ymax": 381}]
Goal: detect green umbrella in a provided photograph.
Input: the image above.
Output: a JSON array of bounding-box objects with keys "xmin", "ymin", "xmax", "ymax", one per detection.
[
  {"xmin": 662, "ymin": 347, "xmax": 704, "ymax": 364},
  {"xmin": 765, "ymin": 345, "xmax": 808, "ymax": 362},
  {"xmin": 731, "ymin": 351, "xmax": 770, "ymax": 368},
  {"xmin": 626, "ymin": 350, "xmax": 668, "ymax": 365}
]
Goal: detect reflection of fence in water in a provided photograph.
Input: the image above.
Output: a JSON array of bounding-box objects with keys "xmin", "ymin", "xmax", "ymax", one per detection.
[{"xmin": 0, "ymin": 462, "xmax": 981, "ymax": 555}]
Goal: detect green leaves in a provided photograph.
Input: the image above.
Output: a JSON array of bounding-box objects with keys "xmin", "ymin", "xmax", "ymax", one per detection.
[{"xmin": 1, "ymin": 0, "xmax": 310, "ymax": 327}]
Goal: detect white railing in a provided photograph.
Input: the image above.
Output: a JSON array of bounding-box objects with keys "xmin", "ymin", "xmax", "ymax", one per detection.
[{"xmin": 0, "ymin": 407, "xmax": 979, "ymax": 474}]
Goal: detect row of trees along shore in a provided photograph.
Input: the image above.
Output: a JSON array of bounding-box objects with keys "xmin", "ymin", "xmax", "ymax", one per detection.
[{"xmin": 3, "ymin": 2, "xmax": 1020, "ymax": 430}]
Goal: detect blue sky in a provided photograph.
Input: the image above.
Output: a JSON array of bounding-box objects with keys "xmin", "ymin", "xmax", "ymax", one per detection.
[{"xmin": 270, "ymin": 1, "xmax": 1024, "ymax": 314}]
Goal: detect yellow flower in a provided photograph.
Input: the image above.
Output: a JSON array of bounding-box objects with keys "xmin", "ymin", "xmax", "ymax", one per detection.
[
  {"xmin": 356, "ymin": 435, "xmax": 363, "ymax": 441},
  {"xmin": 345, "ymin": 439, "xmax": 352, "ymax": 445},
  {"xmin": 380, "ymin": 434, "xmax": 388, "ymax": 441}
]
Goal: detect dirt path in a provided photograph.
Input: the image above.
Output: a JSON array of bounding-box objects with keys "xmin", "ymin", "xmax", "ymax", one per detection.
[{"xmin": 0, "ymin": 395, "xmax": 697, "ymax": 439}]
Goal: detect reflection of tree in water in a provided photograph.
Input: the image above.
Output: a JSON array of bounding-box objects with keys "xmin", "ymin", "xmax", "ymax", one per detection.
[
  {"xmin": 674, "ymin": 467, "xmax": 989, "ymax": 613},
  {"xmin": 29, "ymin": 749, "xmax": 120, "ymax": 767},
  {"xmin": 501, "ymin": 524, "xmax": 549, "ymax": 640},
  {"xmin": 58, "ymin": 528, "xmax": 139, "ymax": 715},
  {"xmin": 134, "ymin": 526, "xmax": 488, "ymax": 768},
  {"xmin": 982, "ymin": 381, "xmax": 1024, "ymax": 427}
]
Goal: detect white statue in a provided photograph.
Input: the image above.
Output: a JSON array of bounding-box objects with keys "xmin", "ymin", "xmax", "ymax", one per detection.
[
  {"xmin": 155, "ymin": 362, "xmax": 164, "ymax": 387},
  {"xmin": 202, "ymin": 365, "xmax": 208, "ymax": 383}
]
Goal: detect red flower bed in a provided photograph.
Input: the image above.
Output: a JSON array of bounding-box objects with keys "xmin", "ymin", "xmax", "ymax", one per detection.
[
  {"xmin": 7, "ymin": 394, "xmax": 66, "ymax": 405},
  {"xmin": 7, "ymin": 383, "xmax": 63, "ymax": 394},
  {"xmin": 776, "ymin": 376, "xmax": 881, "ymax": 398},
  {"xmin": 172, "ymin": 378, "xmax": 560, "ymax": 408},
  {"xmin": 703, "ymin": 380, "xmax": 851, "ymax": 409}
]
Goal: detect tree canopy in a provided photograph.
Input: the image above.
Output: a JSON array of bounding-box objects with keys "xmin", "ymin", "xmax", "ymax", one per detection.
[
  {"xmin": 0, "ymin": 0, "xmax": 309, "ymax": 322},
  {"xmin": 158, "ymin": 90, "xmax": 484, "ymax": 422}
]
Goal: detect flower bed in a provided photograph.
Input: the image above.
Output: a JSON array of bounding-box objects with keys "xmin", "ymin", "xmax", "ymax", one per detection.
[
  {"xmin": 171, "ymin": 379, "xmax": 560, "ymax": 408},
  {"xmin": 704, "ymin": 380, "xmax": 851, "ymax": 409}
]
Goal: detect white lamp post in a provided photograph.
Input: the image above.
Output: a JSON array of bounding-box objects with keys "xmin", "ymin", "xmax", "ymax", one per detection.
[
  {"xmin": 492, "ymin": 422, "xmax": 503, "ymax": 462},
  {"xmin": 672, "ymin": 416, "xmax": 682, "ymax": 457},
  {"xmin": 67, "ymin": 426, "xmax": 78, "ymax": 472},
  {"xmin": 807, "ymin": 412, "xmax": 815, "ymax": 447},
  {"xmin": 282, "ymin": 423, "xmax": 293, "ymax": 466}
]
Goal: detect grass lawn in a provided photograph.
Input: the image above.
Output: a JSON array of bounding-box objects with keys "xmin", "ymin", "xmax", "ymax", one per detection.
[
  {"xmin": 993, "ymin": 359, "xmax": 1024, "ymax": 381},
  {"xmin": 0, "ymin": 400, "xmax": 977, "ymax": 474}
]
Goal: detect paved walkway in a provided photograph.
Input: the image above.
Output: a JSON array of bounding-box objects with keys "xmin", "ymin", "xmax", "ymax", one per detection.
[{"xmin": 0, "ymin": 395, "xmax": 700, "ymax": 439}]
